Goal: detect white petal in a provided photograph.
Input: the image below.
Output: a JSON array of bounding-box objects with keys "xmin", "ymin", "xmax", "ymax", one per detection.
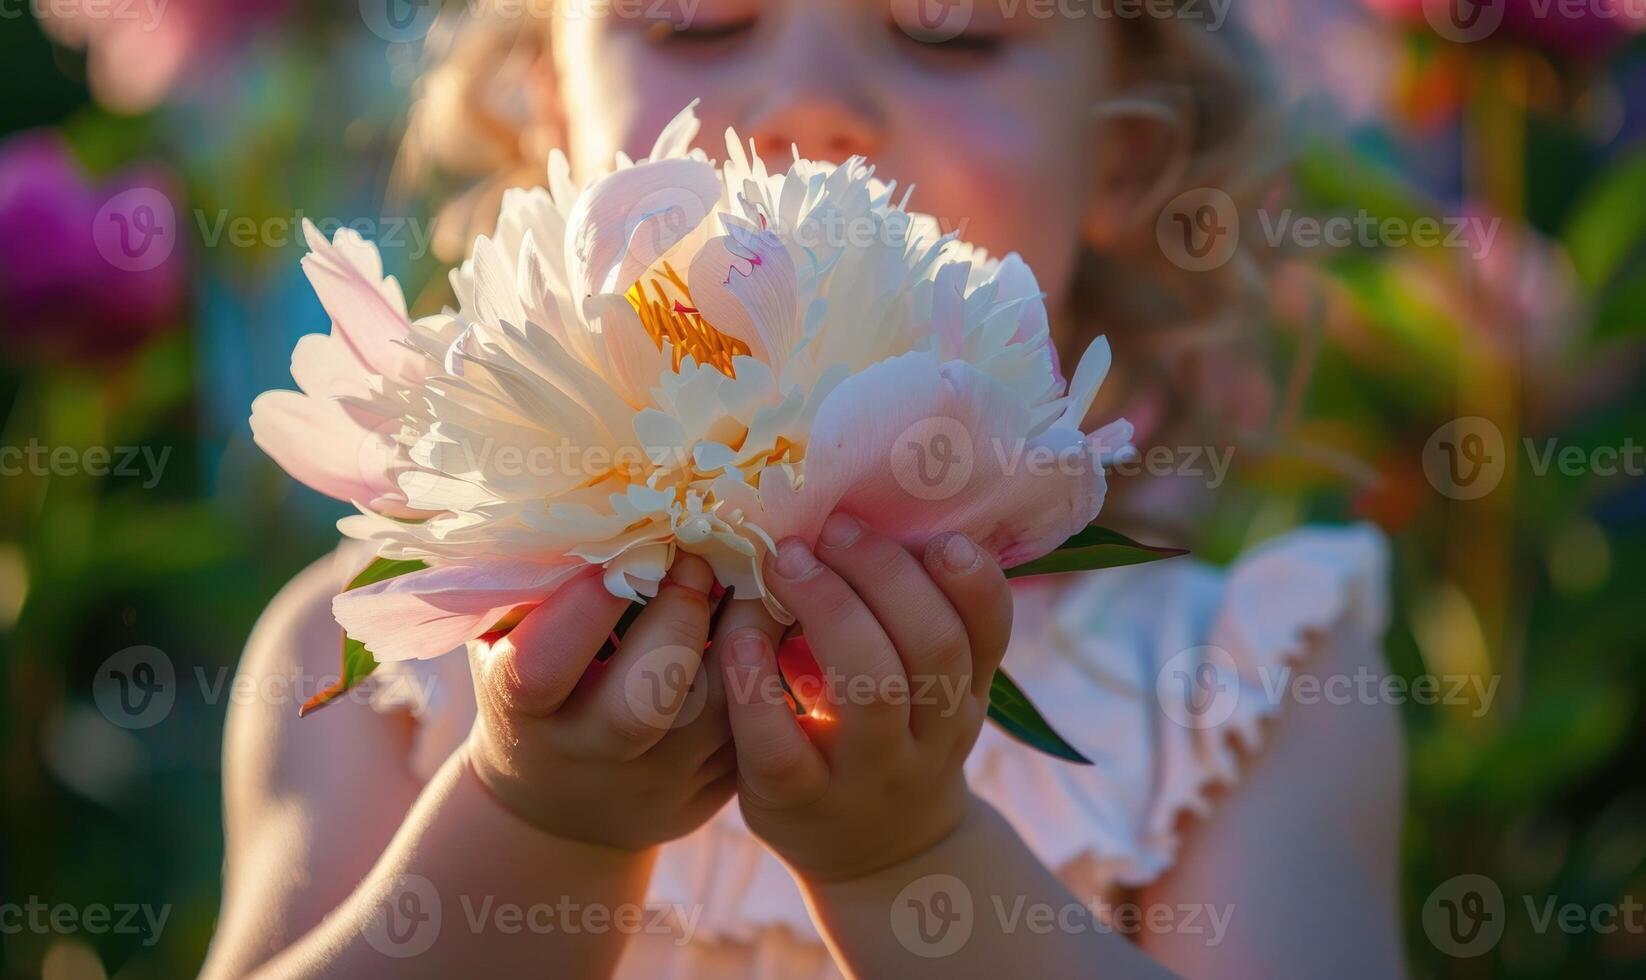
[
  {"xmin": 564, "ymin": 158, "xmax": 721, "ymax": 299},
  {"xmin": 1060, "ymin": 336, "xmax": 1113, "ymax": 430}
]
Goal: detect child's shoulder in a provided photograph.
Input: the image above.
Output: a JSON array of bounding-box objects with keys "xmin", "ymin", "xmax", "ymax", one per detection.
[
  {"xmin": 240, "ymin": 540, "xmax": 479, "ymax": 784},
  {"xmin": 971, "ymin": 522, "xmax": 1395, "ymax": 890},
  {"xmin": 209, "ymin": 546, "xmax": 427, "ymax": 977},
  {"xmin": 242, "ymin": 542, "xmax": 370, "ymax": 679},
  {"xmin": 225, "ymin": 540, "xmax": 423, "ymax": 818},
  {"xmin": 1199, "ymin": 522, "xmax": 1392, "ymax": 646},
  {"xmin": 1056, "ymin": 521, "xmax": 1389, "ymax": 648}
]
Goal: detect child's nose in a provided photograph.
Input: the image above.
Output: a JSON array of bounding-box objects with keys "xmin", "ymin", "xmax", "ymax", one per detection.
[{"xmin": 745, "ymin": 93, "xmax": 884, "ymax": 166}]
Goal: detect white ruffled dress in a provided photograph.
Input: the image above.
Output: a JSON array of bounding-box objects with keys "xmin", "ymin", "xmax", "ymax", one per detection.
[{"xmin": 368, "ymin": 524, "xmax": 1389, "ymax": 978}]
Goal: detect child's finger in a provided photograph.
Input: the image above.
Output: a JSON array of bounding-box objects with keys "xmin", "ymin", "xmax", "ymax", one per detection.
[
  {"xmin": 923, "ymin": 533, "xmax": 1014, "ymax": 699},
  {"xmin": 762, "ymin": 537, "xmax": 908, "ymax": 735},
  {"xmin": 563, "ymin": 555, "xmax": 715, "ymax": 760},
  {"xmin": 719, "ymin": 626, "xmax": 829, "ymax": 808},
  {"xmin": 710, "ymin": 595, "xmax": 788, "ymax": 707},
  {"xmin": 470, "ymin": 568, "xmax": 627, "ymax": 719},
  {"xmin": 660, "ymin": 593, "xmax": 782, "ymax": 767},
  {"xmin": 814, "ymin": 512, "xmax": 971, "ymax": 738},
  {"xmin": 671, "ymin": 642, "xmax": 731, "ymax": 765}
]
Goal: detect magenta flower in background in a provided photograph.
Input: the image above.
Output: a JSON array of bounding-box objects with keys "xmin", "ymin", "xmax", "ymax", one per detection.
[
  {"xmin": 0, "ymin": 131, "xmax": 186, "ymax": 362},
  {"xmin": 1362, "ymin": 0, "xmax": 1646, "ymax": 58},
  {"xmin": 38, "ymin": 0, "xmax": 291, "ymax": 114}
]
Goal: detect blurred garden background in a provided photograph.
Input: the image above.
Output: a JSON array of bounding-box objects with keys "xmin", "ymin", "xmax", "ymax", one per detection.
[{"xmin": 2, "ymin": 1, "xmax": 1645, "ymax": 977}]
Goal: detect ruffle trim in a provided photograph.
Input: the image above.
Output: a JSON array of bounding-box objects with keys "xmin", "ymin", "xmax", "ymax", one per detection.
[{"xmin": 973, "ymin": 523, "xmax": 1392, "ymax": 891}]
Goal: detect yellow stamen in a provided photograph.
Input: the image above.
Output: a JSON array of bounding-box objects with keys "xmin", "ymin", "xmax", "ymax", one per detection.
[
  {"xmin": 626, "ymin": 262, "xmax": 750, "ymax": 376},
  {"xmin": 764, "ymin": 436, "xmax": 795, "ymax": 465}
]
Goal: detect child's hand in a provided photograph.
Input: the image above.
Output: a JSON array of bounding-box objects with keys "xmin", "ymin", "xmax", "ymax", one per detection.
[
  {"xmin": 714, "ymin": 512, "xmax": 1014, "ymax": 882},
  {"xmin": 464, "ymin": 554, "xmax": 735, "ymax": 851}
]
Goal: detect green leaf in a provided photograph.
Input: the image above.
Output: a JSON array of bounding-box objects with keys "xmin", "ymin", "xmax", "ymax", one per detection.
[
  {"xmin": 986, "ymin": 670, "xmax": 1091, "ymax": 765},
  {"xmin": 988, "ymin": 526, "xmax": 1185, "ymax": 762},
  {"xmin": 1005, "ymin": 525, "xmax": 1187, "ymax": 580},
  {"xmin": 1564, "ymin": 150, "xmax": 1646, "ymax": 343},
  {"xmin": 1564, "ymin": 149, "xmax": 1646, "ymax": 291},
  {"xmin": 299, "ymin": 558, "xmax": 426, "ymax": 716},
  {"xmin": 344, "ymin": 557, "xmax": 429, "ymax": 591},
  {"xmin": 1591, "ymin": 265, "xmax": 1646, "ymax": 341}
]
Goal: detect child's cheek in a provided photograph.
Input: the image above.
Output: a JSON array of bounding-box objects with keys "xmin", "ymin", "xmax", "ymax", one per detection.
[{"xmin": 896, "ymin": 118, "xmax": 1088, "ymax": 303}]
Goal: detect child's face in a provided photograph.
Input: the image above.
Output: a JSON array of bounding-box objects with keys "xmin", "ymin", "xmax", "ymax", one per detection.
[{"xmin": 553, "ymin": 0, "xmax": 1113, "ymax": 318}]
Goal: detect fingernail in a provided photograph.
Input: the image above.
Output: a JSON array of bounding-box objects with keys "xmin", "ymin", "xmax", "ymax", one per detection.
[
  {"xmin": 819, "ymin": 512, "xmax": 861, "ymax": 549},
  {"xmin": 730, "ymin": 632, "xmax": 771, "ymax": 668},
  {"xmin": 936, "ymin": 533, "xmax": 981, "ymax": 575},
  {"xmin": 772, "ymin": 538, "xmax": 821, "ymax": 581}
]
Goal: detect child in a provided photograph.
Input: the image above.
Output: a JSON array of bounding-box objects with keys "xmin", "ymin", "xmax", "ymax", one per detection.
[{"xmin": 204, "ymin": 3, "xmax": 1404, "ymax": 976}]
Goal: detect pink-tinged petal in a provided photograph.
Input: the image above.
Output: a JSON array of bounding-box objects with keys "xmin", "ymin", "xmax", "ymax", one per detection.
[
  {"xmin": 686, "ymin": 222, "xmax": 801, "ymax": 367},
  {"xmin": 288, "ymin": 332, "xmax": 369, "ymax": 399},
  {"xmin": 758, "ymin": 350, "xmax": 1110, "ymax": 571},
  {"xmin": 333, "ymin": 559, "xmax": 590, "ymax": 663},
  {"xmin": 255, "ymin": 225, "xmax": 445, "ymax": 517},
  {"xmin": 299, "ymin": 220, "xmax": 422, "ymax": 384},
  {"xmin": 249, "ymin": 389, "xmax": 415, "ymax": 515},
  {"xmin": 563, "ymin": 158, "xmax": 720, "ymax": 299}
]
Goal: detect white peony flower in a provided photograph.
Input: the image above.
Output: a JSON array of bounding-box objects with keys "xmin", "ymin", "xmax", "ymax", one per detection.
[{"xmin": 254, "ymin": 104, "xmax": 1131, "ymax": 665}]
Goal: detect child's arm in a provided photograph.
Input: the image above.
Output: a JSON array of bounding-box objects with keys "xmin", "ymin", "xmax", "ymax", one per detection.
[
  {"xmin": 243, "ymin": 747, "xmax": 659, "ymax": 977},
  {"xmin": 712, "ymin": 514, "xmax": 1173, "ymax": 977},
  {"xmin": 1135, "ymin": 622, "xmax": 1406, "ymax": 978},
  {"xmin": 204, "ymin": 554, "xmax": 734, "ymax": 978},
  {"xmin": 798, "ymin": 796, "xmax": 1177, "ymax": 977}
]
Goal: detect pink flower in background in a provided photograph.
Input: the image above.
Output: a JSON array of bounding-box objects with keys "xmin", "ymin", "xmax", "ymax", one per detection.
[
  {"xmin": 39, "ymin": 0, "xmax": 290, "ymax": 114},
  {"xmin": 1240, "ymin": 0, "xmax": 1400, "ymax": 126},
  {"xmin": 1362, "ymin": 0, "xmax": 1646, "ymax": 58},
  {"xmin": 0, "ymin": 131, "xmax": 186, "ymax": 362}
]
